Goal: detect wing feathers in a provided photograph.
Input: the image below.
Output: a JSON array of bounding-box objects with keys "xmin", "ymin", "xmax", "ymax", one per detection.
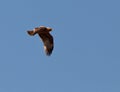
[
  {"xmin": 27, "ymin": 30, "xmax": 36, "ymax": 36},
  {"xmin": 39, "ymin": 33, "xmax": 54, "ymax": 56}
]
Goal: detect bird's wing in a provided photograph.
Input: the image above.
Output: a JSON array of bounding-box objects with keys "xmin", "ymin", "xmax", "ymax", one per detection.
[
  {"xmin": 27, "ymin": 30, "xmax": 36, "ymax": 36},
  {"xmin": 38, "ymin": 32, "xmax": 54, "ymax": 56}
]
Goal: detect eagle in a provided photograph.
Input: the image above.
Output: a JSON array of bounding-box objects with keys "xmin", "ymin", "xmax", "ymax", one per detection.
[{"xmin": 27, "ymin": 26, "xmax": 54, "ymax": 56}]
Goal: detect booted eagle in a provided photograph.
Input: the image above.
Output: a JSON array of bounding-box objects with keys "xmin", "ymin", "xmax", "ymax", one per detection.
[{"xmin": 27, "ymin": 26, "xmax": 54, "ymax": 56}]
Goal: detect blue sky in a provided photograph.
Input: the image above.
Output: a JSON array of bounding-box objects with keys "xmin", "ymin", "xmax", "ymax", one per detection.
[{"xmin": 0, "ymin": 0, "xmax": 120, "ymax": 92}]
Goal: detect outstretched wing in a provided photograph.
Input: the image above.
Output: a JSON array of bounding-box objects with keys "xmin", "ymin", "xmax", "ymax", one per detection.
[{"xmin": 38, "ymin": 33, "xmax": 54, "ymax": 56}]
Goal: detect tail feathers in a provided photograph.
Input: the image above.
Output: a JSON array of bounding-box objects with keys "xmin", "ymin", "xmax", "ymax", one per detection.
[{"xmin": 27, "ymin": 31, "xmax": 36, "ymax": 36}]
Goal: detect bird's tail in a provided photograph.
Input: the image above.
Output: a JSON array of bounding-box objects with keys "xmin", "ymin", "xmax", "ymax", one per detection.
[{"xmin": 27, "ymin": 31, "xmax": 36, "ymax": 36}]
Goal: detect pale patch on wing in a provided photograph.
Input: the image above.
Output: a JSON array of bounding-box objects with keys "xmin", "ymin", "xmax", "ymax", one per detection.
[
  {"xmin": 38, "ymin": 31, "xmax": 54, "ymax": 56},
  {"xmin": 43, "ymin": 39, "xmax": 53, "ymax": 56},
  {"xmin": 44, "ymin": 45, "xmax": 47, "ymax": 52}
]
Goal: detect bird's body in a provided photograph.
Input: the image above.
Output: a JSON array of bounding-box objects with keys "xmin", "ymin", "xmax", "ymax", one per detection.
[{"xmin": 27, "ymin": 26, "xmax": 54, "ymax": 56}]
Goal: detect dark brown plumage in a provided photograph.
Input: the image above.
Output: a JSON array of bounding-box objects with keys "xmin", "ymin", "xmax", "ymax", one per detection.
[{"xmin": 27, "ymin": 26, "xmax": 54, "ymax": 56}]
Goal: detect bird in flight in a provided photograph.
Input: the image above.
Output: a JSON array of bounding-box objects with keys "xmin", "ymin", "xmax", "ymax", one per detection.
[{"xmin": 27, "ymin": 26, "xmax": 54, "ymax": 56}]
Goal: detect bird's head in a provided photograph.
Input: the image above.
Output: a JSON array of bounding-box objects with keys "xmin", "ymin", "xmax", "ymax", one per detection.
[{"xmin": 46, "ymin": 27, "xmax": 52, "ymax": 32}]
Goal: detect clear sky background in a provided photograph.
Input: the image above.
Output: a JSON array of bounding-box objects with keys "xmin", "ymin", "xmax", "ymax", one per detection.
[{"xmin": 0, "ymin": 0, "xmax": 120, "ymax": 92}]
